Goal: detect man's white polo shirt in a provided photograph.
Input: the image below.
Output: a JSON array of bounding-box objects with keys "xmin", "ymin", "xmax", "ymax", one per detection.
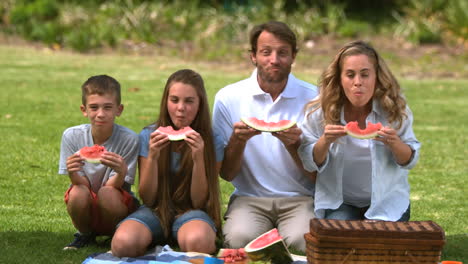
[{"xmin": 213, "ymin": 69, "xmax": 318, "ymax": 197}]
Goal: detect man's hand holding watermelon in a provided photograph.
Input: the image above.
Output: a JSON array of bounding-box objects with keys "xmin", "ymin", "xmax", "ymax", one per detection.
[
  {"xmin": 271, "ymin": 124, "xmax": 301, "ymax": 148},
  {"xmin": 232, "ymin": 121, "xmax": 262, "ymax": 143}
]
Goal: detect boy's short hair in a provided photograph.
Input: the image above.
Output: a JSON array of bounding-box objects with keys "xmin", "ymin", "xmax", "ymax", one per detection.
[{"xmin": 81, "ymin": 75, "xmax": 121, "ymax": 105}]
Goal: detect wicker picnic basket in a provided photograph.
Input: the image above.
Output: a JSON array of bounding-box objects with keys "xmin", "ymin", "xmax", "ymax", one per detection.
[{"xmin": 305, "ymin": 219, "xmax": 445, "ymax": 264}]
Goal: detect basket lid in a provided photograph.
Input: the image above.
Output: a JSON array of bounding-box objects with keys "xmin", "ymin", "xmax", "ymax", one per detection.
[{"xmin": 309, "ymin": 219, "xmax": 445, "ymax": 241}]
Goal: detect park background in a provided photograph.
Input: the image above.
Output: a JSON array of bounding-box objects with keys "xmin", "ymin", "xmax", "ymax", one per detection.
[{"xmin": 0, "ymin": 0, "xmax": 466, "ymax": 263}]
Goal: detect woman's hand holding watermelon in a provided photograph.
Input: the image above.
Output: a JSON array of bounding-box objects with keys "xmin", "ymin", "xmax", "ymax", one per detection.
[
  {"xmin": 375, "ymin": 126, "xmax": 399, "ymax": 146},
  {"xmin": 376, "ymin": 126, "xmax": 414, "ymax": 165},
  {"xmin": 313, "ymin": 124, "xmax": 347, "ymax": 166},
  {"xmin": 148, "ymin": 130, "xmax": 170, "ymax": 160},
  {"xmin": 322, "ymin": 124, "xmax": 347, "ymax": 144}
]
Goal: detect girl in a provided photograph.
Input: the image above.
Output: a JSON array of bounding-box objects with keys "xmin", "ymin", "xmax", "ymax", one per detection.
[
  {"xmin": 111, "ymin": 69, "xmax": 221, "ymax": 257},
  {"xmin": 298, "ymin": 41, "xmax": 420, "ymax": 221}
]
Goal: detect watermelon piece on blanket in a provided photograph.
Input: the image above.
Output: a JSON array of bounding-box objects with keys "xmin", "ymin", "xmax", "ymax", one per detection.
[
  {"xmin": 217, "ymin": 248, "xmax": 248, "ymax": 263},
  {"xmin": 345, "ymin": 121, "xmax": 383, "ymax": 139},
  {"xmin": 156, "ymin": 126, "xmax": 194, "ymax": 141},
  {"xmin": 244, "ymin": 228, "xmax": 293, "ymax": 264},
  {"xmin": 241, "ymin": 117, "xmax": 296, "ymax": 132}
]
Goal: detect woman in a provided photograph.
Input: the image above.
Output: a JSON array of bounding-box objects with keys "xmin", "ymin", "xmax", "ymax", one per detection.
[
  {"xmin": 111, "ymin": 69, "xmax": 221, "ymax": 257},
  {"xmin": 298, "ymin": 41, "xmax": 420, "ymax": 221}
]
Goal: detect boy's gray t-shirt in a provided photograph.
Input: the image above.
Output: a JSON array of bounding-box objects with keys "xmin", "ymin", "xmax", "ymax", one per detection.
[{"xmin": 59, "ymin": 123, "xmax": 139, "ymax": 193}]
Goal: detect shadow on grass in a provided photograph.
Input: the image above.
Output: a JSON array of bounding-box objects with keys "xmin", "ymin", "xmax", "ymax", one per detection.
[
  {"xmin": 442, "ymin": 233, "xmax": 468, "ymax": 262},
  {"xmin": 0, "ymin": 231, "xmax": 111, "ymax": 264}
]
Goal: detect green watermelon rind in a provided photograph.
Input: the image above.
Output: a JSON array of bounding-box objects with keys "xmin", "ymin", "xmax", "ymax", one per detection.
[
  {"xmin": 241, "ymin": 117, "xmax": 296, "ymax": 132},
  {"xmin": 83, "ymin": 158, "xmax": 101, "ymax": 164},
  {"xmin": 244, "ymin": 229, "xmax": 293, "ymax": 264},
  {"xmin": 346, "ymin": 130, "xmax": 379, "ymax": 139},
  {"xmin": 166, "ymin": 134, "xmax": 186, "ymax": 141}
]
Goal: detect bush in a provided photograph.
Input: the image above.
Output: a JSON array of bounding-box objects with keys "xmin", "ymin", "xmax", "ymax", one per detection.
[
  {"xmin": 393, "ymin": 0, "xmax": 467, "ymax": 45},
  {"xmin": 1, "ymin": 0, "xmax": 465, "ymax": 55},
  {"xmin": 9, "ymin": 0, "xmax": 61, "ymax": 43},
  {"xmin": 442, "ymin": 0, "xmax": 468, "ymax": 45}
]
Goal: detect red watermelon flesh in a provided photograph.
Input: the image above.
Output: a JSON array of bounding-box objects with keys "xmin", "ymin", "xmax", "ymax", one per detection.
[
  {"xmin": 244, "ymin": 228, "xmax": 292, "ymax": 264},
  {"xmin": 156, "ymin": 126, "xmax": 194, "ymax": 141},
  {"xmin": 79, "ymin": 144, "xmax": 106, "ymax": 163},
  {"xmin": 345, "ymin": 121, "xmax": 383, "ymax": 139},
  {"xmin": 217, "ymin": 248, "xmax": 247, "ymax": 262},
  {"xmin": 241, "ymin": 117, "xmax": 296, "ymax": 132}
]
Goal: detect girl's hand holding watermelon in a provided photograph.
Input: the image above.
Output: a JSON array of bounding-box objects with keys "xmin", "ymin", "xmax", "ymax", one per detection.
[
  {"xmin": 148, "ymin": 130, "xmax": 170, "ymax": 160},
  {"xmin": 184, "ymin": 130, "xmax": 205, "ymax": 160}
]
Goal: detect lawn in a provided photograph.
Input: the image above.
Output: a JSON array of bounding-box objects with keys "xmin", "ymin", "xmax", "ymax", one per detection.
[{"xmin": 0, "ymin": 44, "xmax": 466, "ymax": 263}]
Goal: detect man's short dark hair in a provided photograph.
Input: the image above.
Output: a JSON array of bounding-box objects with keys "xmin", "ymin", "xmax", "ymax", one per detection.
[{"xmin": 249, "ymin": 21, "xmax": 298, "ymax": 55}]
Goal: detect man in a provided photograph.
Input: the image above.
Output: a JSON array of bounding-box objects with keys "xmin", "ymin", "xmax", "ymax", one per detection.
[{"xmin": 212, "ymin": 21, "xmax": 318, "ymax": 252}]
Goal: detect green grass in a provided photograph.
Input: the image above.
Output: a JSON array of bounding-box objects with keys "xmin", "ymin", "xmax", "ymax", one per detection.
[{"xmin": 0, "ymin": 44, "xmax": 466, "ymax": 263}]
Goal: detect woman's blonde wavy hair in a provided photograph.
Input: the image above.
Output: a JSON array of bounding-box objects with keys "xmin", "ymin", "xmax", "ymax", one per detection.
[{"xmin": 305, "ymin": 40, "xmax": 407, "ymax": 129}]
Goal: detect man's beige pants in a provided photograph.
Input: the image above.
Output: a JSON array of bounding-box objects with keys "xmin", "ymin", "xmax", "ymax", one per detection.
[{"xmin": 222, "ymin": 195, "xmax": 315, "ymax": 252}]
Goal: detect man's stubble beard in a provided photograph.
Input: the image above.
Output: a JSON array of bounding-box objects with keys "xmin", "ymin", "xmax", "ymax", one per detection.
[{"xmin": 257, "ymin": 64, "xmax": 291, "ymax": 84}]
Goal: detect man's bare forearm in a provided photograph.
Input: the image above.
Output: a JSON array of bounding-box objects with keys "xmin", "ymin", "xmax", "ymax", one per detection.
[{"xmin": 220, "ymin": 135, "xmax": 247, "ymax": 181}]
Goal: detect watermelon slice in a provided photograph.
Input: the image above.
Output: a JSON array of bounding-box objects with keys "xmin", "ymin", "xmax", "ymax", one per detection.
[
  {"xmin": 79, "ymin": 144, "xmax": 106, "ymax": 163},
  {"xmin": 156, "ymin": 126, "xmax": 194, "ymax": 141},
  {"xmin": 241, "ymin": 117, "xmax": 296, "ymax": 132},
  {"xmin": 244, "ymin": 228, "xmax": 293, "ymax": 264},
  {"xmin": 217, "ymin": 248, "xmax": 247, "ymax": 263},
  {"xmin": 345, "ymin": 121, "xmax": 383, "ymax": 139}
]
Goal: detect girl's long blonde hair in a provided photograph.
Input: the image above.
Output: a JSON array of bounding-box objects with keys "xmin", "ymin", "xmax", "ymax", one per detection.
[
  {"xmin": 305, "ymin": 40, "xmax": 407, "ymax": 128},
  {"xmin": 150, "ymin": 69, "xmax": 221, "ymax": 237}
]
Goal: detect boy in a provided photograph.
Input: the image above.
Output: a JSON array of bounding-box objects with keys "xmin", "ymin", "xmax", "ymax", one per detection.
[{"xmin": 59, "ymin": 75, "xmax": 140, "ymax": 250}]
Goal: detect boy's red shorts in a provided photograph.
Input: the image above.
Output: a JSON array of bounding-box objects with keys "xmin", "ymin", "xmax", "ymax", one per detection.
[{"xmin": 64, "ymin": 185, "xmax": 138, "ymax": 234}]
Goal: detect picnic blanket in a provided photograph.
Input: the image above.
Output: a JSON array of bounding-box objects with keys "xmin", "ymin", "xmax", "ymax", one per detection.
[
  {"xmin": 82, "ymin": 245, "xmax": 308, "ymax": 264},
  {"xmin": 82, "ymin": 245, "xmax": 208, "ymax": 264}
]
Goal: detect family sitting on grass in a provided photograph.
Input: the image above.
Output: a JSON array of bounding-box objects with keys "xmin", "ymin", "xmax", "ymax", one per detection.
[{"xmin": 58, "ymin": 21, "xmax": 420, "ymax": 257}]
